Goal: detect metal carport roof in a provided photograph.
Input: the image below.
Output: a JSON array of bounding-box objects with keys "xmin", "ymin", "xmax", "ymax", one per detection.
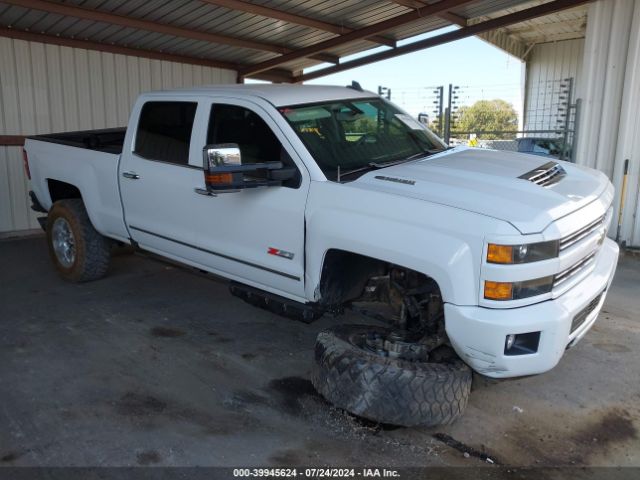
[
  {"xmin": 0, "ymin": 0, "xmax": 590, "ymax": 83},
  {"xmin": 475, "ymin": 2, "xmax": 588, "ymax": 59}
]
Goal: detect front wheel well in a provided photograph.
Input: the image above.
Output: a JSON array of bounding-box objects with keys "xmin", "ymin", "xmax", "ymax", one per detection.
[
  {"xmin": 319, "ymin": 249, "xmax": 445, "ymax": 340},
  {"xmin": 318, "ymin": 249, "xmax": 442, "ymax": 305}
]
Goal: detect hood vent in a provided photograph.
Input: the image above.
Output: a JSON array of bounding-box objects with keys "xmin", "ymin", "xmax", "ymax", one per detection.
[{"xmin": 519, "ymin": 161, "xmax": 566, "ymax": 187}]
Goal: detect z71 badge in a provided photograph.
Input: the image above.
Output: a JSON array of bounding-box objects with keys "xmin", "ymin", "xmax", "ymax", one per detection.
[{"xmin": 267, "ymin": 247, "xmax": 294, "ymax": 260}]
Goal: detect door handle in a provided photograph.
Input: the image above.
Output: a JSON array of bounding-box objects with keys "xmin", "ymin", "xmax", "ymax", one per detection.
[{"xmin": 122, "ymin": 171, "xmax": 140, "ymax": 180}]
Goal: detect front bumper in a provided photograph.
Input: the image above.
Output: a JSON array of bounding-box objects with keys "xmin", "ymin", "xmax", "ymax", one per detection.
[{"xmin": 445, "ymin": 238, "xmax": 619, "ymax": 378}]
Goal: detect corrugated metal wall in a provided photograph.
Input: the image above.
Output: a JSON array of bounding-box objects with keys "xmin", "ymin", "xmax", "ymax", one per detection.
[
  {"xmin": 524, "ymin": 1, "xmax": 640, "ymax": 247},
  {"xmin": 576, "ymin": 0, "xmax": 640, "ymax": 247},
  {"xmin": 0, "ymin": 36, "xmax": 236, "ymax": 234},
  {"xmin": 523, "ymin": 38, "xmax": 585, "ymax": 131}
]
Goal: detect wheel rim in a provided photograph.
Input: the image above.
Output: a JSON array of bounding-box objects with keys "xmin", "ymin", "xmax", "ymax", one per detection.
[
  {"xmin": 52, "ymin": 217, "xmax": 76, "ymax": 268},
  {"xmin": 353, "ymin": 330, "xmax": 430, "ymax": 362}
]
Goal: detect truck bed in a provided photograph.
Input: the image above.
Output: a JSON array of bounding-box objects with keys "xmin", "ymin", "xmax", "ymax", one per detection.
[
  {"xmin": 29, "ymin": 127, "xmax": 126, "ymax": 154},
  {"xmin": 25, "ymin": 129, "xmax": 129, "ymax": 243}
]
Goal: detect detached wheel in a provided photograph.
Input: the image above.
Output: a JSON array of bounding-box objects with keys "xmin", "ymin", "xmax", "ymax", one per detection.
[
  {"xmin": 312, "ymin": 325, "xmax": 472, "ymax": 427},
  {"xmin": 46, "ymin": 199, "xmax": 111, "ymax": 282}
]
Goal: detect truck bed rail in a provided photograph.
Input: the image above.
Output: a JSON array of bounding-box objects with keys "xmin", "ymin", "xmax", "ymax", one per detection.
[{"xmin": 29, "ymin": 127, "xmax": 126, "ymax": 154}]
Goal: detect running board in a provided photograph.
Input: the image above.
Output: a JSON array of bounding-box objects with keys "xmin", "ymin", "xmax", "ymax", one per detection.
[{"xmin": 229, "ymin": 281, "xmax": 323, "ymax": 324}]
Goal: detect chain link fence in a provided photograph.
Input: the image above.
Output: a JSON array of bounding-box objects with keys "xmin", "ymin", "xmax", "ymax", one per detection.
[{"xmin": 389, "ymin": 79, "xmax": 578, "ymax": 162}]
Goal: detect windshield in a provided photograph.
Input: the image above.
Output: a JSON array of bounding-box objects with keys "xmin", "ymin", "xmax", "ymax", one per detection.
[{"xmin": 279, "ymin": 98, "xmax": 447, "ymax": 181}]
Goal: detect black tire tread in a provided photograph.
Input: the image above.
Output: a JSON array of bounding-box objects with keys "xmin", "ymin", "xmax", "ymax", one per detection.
[
  {"xmin": 46, "ymin": 199, "xmax": 110, "ymax": 282},
  {"xmin": 311, "ymin": 325, "xmax": 472, "ymax": 427}
]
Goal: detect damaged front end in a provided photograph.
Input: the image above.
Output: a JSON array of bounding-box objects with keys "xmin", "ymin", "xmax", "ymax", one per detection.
[{"xmin": 349, "ymin": 267, "xmax": 450, "ymax": 363}]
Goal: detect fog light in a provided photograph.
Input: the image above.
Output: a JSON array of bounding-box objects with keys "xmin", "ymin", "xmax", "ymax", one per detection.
[{"xmin": 504, "ymin": 332, "xmax": 541, "ymax": 356}]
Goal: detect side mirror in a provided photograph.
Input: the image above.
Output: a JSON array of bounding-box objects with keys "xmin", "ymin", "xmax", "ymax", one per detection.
[{"xmin": 203, "ymin": 143, "xmax": 296, "ymax": 193}]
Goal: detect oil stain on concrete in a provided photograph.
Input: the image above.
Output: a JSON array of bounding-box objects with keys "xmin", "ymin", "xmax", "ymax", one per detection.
[{"xmin": 150, "ymin": 327, "xmax": 186, "ymax": 338}]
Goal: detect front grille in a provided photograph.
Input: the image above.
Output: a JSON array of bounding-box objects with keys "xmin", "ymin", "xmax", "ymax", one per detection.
[
  {"xmin": 519, "ymin": 161, "xmax": 566, "ymax": 187},
  {"xmin": 554, "ymin": 252, "xmax": 596, "ymax": 289},
  {"xmin": 560, "ymin": 215, "xmax": 606, "ymax": 251},
  {"xmin": 571, "ymin": 291, "xmax": 605, "ymax": 333}
]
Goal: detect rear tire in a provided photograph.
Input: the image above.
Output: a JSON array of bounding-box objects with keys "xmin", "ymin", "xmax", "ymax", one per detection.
[
  {"xmin": 312, "ymin": 324, "xmax": 472, "ymax": 427},
  {"xmin": 46, "ymin": 199, "xmax": 111, "ymax": 282}
]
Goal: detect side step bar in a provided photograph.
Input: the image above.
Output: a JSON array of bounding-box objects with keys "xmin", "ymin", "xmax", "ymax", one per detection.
[{"xmin": 229, "ymin": 281, "xmax": 323, "ymax": 324}]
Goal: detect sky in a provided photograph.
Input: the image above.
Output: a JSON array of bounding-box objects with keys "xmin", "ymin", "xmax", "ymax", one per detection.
[{"xmin": 303, "ymin": 29, "xmax": 524, "ymax": 118}]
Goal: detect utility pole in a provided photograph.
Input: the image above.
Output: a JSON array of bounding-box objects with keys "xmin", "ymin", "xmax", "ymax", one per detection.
[
  {"xmin": 444, "ymin": 84, "xmax": 453, "ymax": 144},
  {"xmin": 433, "ymin": 86, "xmax": 444, "ymax": 137},
  {"xmin": 444, "ymin": 84, "xmax": 460, "ymax": 145},
  {"xmin": 378, "ymin": 85, "xmax": 391, "ymax": 100},
  {"xmin": 377, "ymin": 86, "xmax": 391, "ymax": 132},
  {"xmin": 559, "ymin": 77, "xmax": 573, "ymax": 161}
]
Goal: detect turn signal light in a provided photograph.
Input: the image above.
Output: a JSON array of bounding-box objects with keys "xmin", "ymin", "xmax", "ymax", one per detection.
[
  {"xmin": 484, "ymin": 281, "xmax": 513, "ymax": 300},
  {"xmin": 485, "ymin": 276, "xmax": 554, "ymax": 301},
  {"xmin": 205, "ymin": 173, "xmax": 233, "ymax": 184},
  {"xmin": 487, "ymin": 241, "xmax": 559, "ymax": 264},
  {"xmin": 487, "ymin": 244, "xmax": 513, "ymax": 264}
]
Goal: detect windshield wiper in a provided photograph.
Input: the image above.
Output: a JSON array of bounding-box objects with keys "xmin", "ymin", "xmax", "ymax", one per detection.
[
  {"xmin": 338, "ymin": 162, "xmax": 384, "ymax": 180},
  {"xmin": 338, "ymin": 150, "xmax": 444, "ymax": 181},
  {"xmin": 399, "ymin": 149, "xmax": 443, "ymax": 162}
]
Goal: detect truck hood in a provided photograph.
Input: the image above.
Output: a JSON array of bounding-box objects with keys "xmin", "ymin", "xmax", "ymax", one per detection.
[{"xmin": 353, "ymin": 147, "xmax": 611, "ymax": 234}]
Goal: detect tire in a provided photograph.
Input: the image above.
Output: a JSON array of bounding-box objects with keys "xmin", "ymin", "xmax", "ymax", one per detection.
[
  {"xmin": 46, "ymin": 199, "xmax": 111, "ymax": 282},
  {"xmin": 311, "ymin": 324, "xmax": 472, "ymax": 427}
]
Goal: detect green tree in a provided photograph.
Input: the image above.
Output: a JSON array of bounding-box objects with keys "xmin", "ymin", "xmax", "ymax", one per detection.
[
  {"xmin": 453, "ymin": 99, "xmax": 518, "ymax": 140},
  {"xmin": 350, "ymin": 116, "xmax": 377, "ymax": 133}
]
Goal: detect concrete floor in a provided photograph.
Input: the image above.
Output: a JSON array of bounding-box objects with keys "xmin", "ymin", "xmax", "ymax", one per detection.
[{"xmin": 0, "ymin": 236, "xmax": 638, "ymax": 468}]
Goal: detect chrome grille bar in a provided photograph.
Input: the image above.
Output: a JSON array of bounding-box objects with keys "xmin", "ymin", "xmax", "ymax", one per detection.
[
  {"xmin": 554, "ymin": 252, "xmax": 596, "ymax": 288},
  {"xmin": 560, "ymin": 215, "xmax": 605, "ymax": 251},
  {"xmin": 571, "ymin": 290, "xmax": 605, "ymax": 333}
]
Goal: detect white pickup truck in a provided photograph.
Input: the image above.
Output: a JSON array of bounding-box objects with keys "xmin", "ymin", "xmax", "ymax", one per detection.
[{"xmin": 24, "ymin": 84, "xmax": 619, "ymax": 427}]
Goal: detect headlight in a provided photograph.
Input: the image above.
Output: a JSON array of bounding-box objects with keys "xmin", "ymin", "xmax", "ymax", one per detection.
[
  {"xmin": 484, "ymin": 276, "xmax": 554, "ymax": 301},
  {"xmin": 487, "ymin": 240, "xmax": 559, "ymax": 264}
]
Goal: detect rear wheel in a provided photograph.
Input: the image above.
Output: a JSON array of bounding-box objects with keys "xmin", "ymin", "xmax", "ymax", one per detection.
[
  {"xmin": 312, "ymin": 324, "xmax": 472, "ymax": 427},
  {"xmin": 46, "ymin": 199, "xmax": 111, "ymax": 282}
]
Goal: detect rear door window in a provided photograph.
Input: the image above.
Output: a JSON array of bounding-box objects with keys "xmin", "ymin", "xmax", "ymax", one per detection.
[{"xmin": 135, "ymin": 101, "xmax": 197, "ymax": 165}]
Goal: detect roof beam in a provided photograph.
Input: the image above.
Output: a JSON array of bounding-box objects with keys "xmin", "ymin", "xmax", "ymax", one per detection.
[
  {"xmin": 297, "ymin": 0, "xmax": 590, "ymax": 82},
  {"xmin": 388, "ymin": 0, "xmax": 467, "ymax": 26},
  {"xmin": 201, "ymin": 0, "xmax": 396, "ymax": 47},
  {"xmin": 0, "ymin": 135, "xmax": 25, "ymax": 146},
  {"xmin": 240, "ymin": 0, "xmax": 476, "ymax": 77},
  {"xmin": 1, "ymin": 0, "xmax": 337, "ymax": 64},
  {"xmin": 0, "ymin": 27, "xmax": 297, "ymax": 83},
  {"xmin": 0, "ymin": 26, "xmax": 296, "ymax": 83},
  {"xmin": 437, "ymin": 11, "xmax": 468, "ymax": 27},
  {"xmin": 0, "ymin": 26, "xmax": 235, "ymax": 70},
  {"xmin": 477, "ymin": 29, "xmax": 527, "ymax": 59}
]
